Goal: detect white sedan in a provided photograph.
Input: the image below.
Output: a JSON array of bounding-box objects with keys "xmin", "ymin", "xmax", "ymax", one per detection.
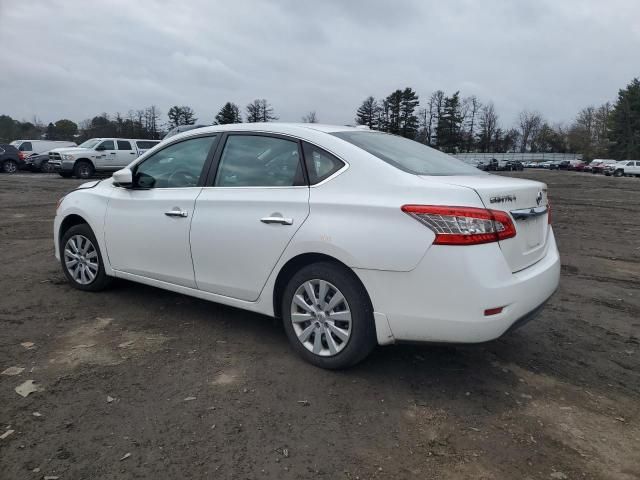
[{"xmin": 54, "ymin": 124, "xmax": 560, "ymax": 369}]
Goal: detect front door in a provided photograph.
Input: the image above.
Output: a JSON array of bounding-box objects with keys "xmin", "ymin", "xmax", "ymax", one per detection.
[
  {"xmin": 190, "ymin": 133, "xmax": 310, "ymax": 301},
  {"xmin": 95, "ymin": 139, "xmax": 117, "ymax": 169},
  {"xmin": 104, "ymin": 135, "xmax": 218, "ymax": 288}
]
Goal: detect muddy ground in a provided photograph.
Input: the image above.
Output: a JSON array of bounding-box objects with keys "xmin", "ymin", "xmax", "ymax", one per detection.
[{"xmin": 0, "ymin": 170, "xmax": 638, "ymax": 480}]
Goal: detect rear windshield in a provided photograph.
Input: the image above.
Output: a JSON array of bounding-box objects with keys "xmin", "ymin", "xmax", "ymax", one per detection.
[{"xmin": 332, "ymin": 131, "xmax": 483, "ymax": 176}]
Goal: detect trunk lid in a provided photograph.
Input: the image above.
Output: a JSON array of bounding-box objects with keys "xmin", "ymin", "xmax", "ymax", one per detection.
[{"xmin": 420, "ymin": 174, "xmax": 550, "ymax": 272}]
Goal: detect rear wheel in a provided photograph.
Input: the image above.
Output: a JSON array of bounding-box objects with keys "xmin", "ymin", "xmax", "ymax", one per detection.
[
  {"xmin": 613, "ymin": 169, "xmax": 624, "ymax": 177},
  {"xmin": 73, "ymin": 160, "xmax": 94, "ymax": 179},
  {"xmin": 281, "ymin": 262, "xmax": 376, "ymax": 369},
  {"xmin": 2, "ymin": 159, "xmax": 18, "ymax": 174},
  {"xmin": 60, "ymin": 224, "xmax": 112, "ymax": 291}
]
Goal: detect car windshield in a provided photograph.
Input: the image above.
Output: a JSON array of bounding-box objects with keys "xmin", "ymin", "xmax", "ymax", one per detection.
[
  {"xmin": 332, "ymin": 131, "xmax": 484, "ymax": 176},
  {"xmin": 78, "ymin": 139, "xmax": 100, "ymax": 149}
]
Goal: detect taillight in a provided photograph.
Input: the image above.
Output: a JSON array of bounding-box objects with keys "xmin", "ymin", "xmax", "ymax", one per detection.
[
  {"xmin": 547, "ymin": 200, "xmax": 552, "ymax": 225},
  {"xmin": 18, "ymin": 151, "xmax": 25, "ymax": 160},
  {"xmin": 401, "ymin": 205, "xmax": 516, "ymax": 245}
]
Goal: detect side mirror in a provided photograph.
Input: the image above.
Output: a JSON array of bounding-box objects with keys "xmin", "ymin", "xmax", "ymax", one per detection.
[{"xmin": 112, "ymin": 168, "xmax": 133, "ymax": 188}]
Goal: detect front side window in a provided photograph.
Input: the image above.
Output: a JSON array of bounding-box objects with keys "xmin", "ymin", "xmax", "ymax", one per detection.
[
  {"xmin": 302, "ymin": 142, "xmax": 345, "ymax": 184},
  {"xmin": 98, "ymin": 140, "xmax": 115, "ymax": 150},
  {"xmin": 79, "ymin": 139, "xmax": 100, "ymax": 149},
  {"xmin": 214, "ymin": 135, "xmax": 303, "ymax": 187},
  {"xmin": 19, "ymin": 142, "xmax": 32, "ymax": 151},
  {"xmin": 134, "ymin": 136, "xmax": 215, "ymax": 189},
  {"xmin": 332, "ymin": 131, "xmax": 484, "ymax": 176},
  {"xmin": 117, "ymin": 140, "xmax": 132, "ymax": 150}
]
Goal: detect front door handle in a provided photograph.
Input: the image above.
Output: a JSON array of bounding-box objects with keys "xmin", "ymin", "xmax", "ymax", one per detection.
[
  {"xmin": 260, "ymin": 214, "xmax": 293, "ymax": 225},
  {"xmin": 165, "ymin": 208, "xmax": 188, "ymax": 218}
]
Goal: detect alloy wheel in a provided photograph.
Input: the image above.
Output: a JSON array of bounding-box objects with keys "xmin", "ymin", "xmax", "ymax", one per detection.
[
  {"xmin": 64, "ymin": 234, "xmax": 99, "ymax": 285},
  {"xmin": 290, "ymin": 279, "xmax": 352, "ymax": 357}
]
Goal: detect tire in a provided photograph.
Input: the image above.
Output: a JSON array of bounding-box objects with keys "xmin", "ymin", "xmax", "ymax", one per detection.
[
  {"xmin": 59, "ymin": 172, "xmax": 73, "ymax": 178},
  {"xmin": 281, "ymin": 262, "xmax": 376, "ymax": 369},
  {"xmin": 613, "ymin": 169, "xmax": 624, "ymax": 177},
  {"xmin": 60, "ymin": 223, "xmax": 112, "ymax": 291},
  {"xmin": 41, "ymin": 161, "xmax": 55, "ymax": 173},
  {"xmin": 73, "ymin": 160, "xmax": 94, "ymax": 179},
  {"xmin": 2, "ymin": 159, "xmax": 18, "ymax": 174}
]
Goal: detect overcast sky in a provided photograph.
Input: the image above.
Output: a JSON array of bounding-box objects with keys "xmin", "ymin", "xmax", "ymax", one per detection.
[{"xmin": 1, "ymin": 0, "xmax": 638, "ymax": 128}]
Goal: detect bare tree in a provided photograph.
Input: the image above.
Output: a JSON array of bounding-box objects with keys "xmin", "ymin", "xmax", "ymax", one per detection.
[
  {"xmin": 246, "ymin": 99, "xmax": 277, "ymax": 122},
  {"xmin": 463, "ymin": 96, "xmax": 481, "ymax": 152},
  {"xmin": 518, "ymin": 110, "xmax": 543, "ymax": 152},
  {"xmin": 302, "ymin": 111, "xmax": 318, "ymax": 123},
  {"xmin": 477, "ymin": 102, "xmax": 499, "ymax": 152}
]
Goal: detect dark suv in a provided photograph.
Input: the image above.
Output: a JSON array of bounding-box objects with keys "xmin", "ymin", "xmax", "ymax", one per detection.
[{"xmin": 0, "ymin": 144, "xmax": 21, "ymax": 174}]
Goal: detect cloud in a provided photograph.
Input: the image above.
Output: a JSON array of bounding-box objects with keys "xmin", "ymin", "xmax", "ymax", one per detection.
[{"xmin": 0, "ymin": 0, "xmax": 638, "ymax": 128}]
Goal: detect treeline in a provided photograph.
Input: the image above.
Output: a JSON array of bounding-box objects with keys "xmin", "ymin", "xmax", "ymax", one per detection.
[
  {"xmin": 1, "ymin": 78, "xmax": 638, "ymax": 160},
  {"xmin": 354, "ymin": 77, "xmax": 640, "ymax": 160}
]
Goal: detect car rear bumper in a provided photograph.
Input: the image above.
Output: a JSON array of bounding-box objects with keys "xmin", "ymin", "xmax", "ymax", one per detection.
[{"xmin": 355, "ymin": 228, "xmax": 560, "ymax": 344}]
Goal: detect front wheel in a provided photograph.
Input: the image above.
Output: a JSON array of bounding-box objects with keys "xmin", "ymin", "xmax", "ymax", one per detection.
[
  {"xmin": 2, "ymin": 159, "xmax": 18, "ymax": 174},
  {"xmin": 41, "ymin": 161, "xmax": 56, "ymax": 173},
  {"xmin": 60, "ymin": 224, "xmax": 112, "ymax": 291},
  {"xmin": 73, "ymin": 160, "xmax": 94, "ymax": 179},
  {"xmin": 281, "ymin": 262, "xmax": 376, "ymax": 369},
  {"xmin": 613, "ymin": 169, "xmax": 624, "ymax": 177}
]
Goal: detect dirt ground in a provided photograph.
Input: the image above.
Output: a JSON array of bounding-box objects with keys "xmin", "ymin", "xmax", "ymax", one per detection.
[{"xmin": 0, "ymin": 170, "xmax": 638, "ymax": 480}]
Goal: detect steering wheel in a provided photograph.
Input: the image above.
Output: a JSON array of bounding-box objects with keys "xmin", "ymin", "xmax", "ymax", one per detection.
[{"xmin": 167, "ymin": 170, "xmax": 197, "ymax": 188}]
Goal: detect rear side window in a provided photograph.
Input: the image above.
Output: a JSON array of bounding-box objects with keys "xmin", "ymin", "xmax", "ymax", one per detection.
[
  {"xmin": 332, "ymin": 131, "xmax": 483, "ymax": 176},
  {"xmin": 117, "ymin": 140, "xmax": 132, "ymax": 150},
  {"xmin": 214, "ymin": 135, "xmax": 303, "ymax": 187},
  {"xmin": 19, "ymin": 142, "xmax": 32, "ymax": 151},
  {"xmin": 302, "ymin": 142, "xmax": 345, "ymax": 184},
  {"xmin": 136, "ymin": 140, "xmax": 160, "ymax": 150}
]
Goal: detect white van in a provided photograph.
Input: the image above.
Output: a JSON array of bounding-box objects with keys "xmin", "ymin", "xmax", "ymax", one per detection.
[{"xmin": 10, "ymin": 140, "xmax": 77, "ymax": 158}]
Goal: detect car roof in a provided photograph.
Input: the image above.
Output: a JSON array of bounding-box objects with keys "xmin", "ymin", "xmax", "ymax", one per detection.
[{"xmin": 169, "ymin": 123, "xmax": 367, "ymax": 141}]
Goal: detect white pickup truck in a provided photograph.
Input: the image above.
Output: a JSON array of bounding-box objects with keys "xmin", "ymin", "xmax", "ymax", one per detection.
[
  {"xmin": 604, "ymin": 160, "xmax": 640, "ymax": 177},
  {"xmin": 49, "ymin": 138, "xmax": 160, "ymax": 179}
]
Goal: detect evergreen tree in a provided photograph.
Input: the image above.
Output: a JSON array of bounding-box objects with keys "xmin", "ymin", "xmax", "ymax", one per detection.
[
  {"xmin": 436, "ymin": 92, "xmax": 463, "ymax": 152},
  {"xmin": 609, "ymin": 77, "xmax": 640, "ymax": 159},
  {"xmin": 385, "ymin": 89, "xmax": 403, "ymax": 134},
  {"xmin": 168, "ymin": 106, "xmax": 196, "ymax": 128},
  {"xmin": 399, "ymin": 87, "xmax": 419, "ymax": 138},
  {"xmin": 215, "ymin": 102, "xmax": 242, "ymax": 124},
  {"xmin": 355, "ymin": 96, "xmax": 379, "ymax": 128}
]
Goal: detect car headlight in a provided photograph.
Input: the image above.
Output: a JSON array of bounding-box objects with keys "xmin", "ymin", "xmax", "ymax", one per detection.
[{"xmin": 62, "ymin": 154, "xmax": 75, "ymax": 160}]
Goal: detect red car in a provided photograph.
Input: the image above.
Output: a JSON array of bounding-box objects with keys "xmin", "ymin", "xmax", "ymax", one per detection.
[
  {"xmin": 571, "ymin": 161, "xmax": 587, "ymax": 171},
  {"xmin": 591, "ymin": 159, "xmax": 617, "ymax": 174}
]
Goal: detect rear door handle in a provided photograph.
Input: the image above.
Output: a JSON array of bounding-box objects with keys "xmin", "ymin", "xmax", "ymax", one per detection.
[
  {"xmin": 260, "ymin": 214, "xmax": 293, "ymax": 225},
  {"xmin": 165, "ymin": 208, "xmax": 188, "ymax": 218}
]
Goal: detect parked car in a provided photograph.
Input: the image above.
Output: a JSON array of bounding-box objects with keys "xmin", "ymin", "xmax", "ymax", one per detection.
[
  {"xmin": 590, "ymin": 159, "xmax": 617, "ymax": 174},
  {"xmin": 504, "ymin": 160, "xmax": 524, "ymax": 171},
  {"xmin": 604, "ymin": 160, "xmax": 640, "ymax": 177},
  {"xmin": 0, "ymin": 144, "xmax": 21, "ymax": 173},
  {"xmin": 524, "ymin": 162, "xmax": 538, "ymax": 168},
  {"xmin": 549, "ymin": 161, "xmax": 562, "ymax": 170},
  {"xmin": 24, "ymin": 153, "xmax": 56, "ymax": 172},
  {"xmin": 540, "ymin": 161, "xmax": 553, "ymax": 169},
  {"xmin": 570, "ymin": 161, "xmax": 586, "ymax": 171},
  {"xmin": 9, "ymin": 140, "xmax": 77, "ymax": 163},
  {"xmin": 49, "ymin": 138, "xmax": 161, "ymax": 179},
  {"xmin": 54, "ymin": 124, "xmax": 560, "ymax": 369}
]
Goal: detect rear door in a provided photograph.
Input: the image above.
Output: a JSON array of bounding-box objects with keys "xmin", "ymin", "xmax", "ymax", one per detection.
[
  {"xmin": 190, "ymin": 133, "xmax": 309, "ymax": 301},
  {"xmin": 116, "ymin": 140, "xmax": 137, "ymax": 167}
]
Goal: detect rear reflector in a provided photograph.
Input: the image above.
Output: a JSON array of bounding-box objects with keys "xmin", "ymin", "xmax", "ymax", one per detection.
[
  {"xmin": 401, "ymin": 205, "xmax": 516, "ymax": 245},
  {"xmin": 484, "ymin": 307, "xmax": 504, "ymax": 316}
]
